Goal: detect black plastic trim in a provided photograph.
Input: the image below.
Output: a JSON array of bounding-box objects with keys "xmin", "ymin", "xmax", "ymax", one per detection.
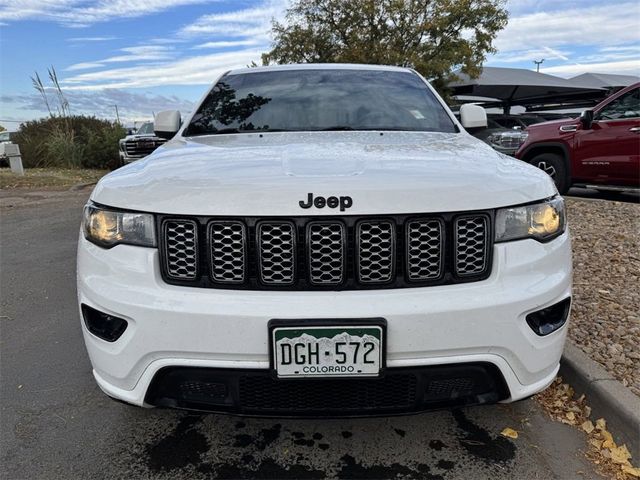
[{"xmin": 144, "ymin": 362, "xmax": 510, "ymax": 417}]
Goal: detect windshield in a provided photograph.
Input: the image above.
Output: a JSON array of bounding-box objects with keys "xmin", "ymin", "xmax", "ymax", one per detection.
[
  {"xmin": 185, "ymin": 69, "xmax": 457, "ymax": 136},
  {"xmin": 137, "ymin": 122, "xmax": 154, "ymax": 135},
  {"xmin": 0, "ymin": 132, "xmax": 10, "ymax": 142}
]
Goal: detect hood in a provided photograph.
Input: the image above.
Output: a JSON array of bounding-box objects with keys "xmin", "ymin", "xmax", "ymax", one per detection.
[
  {"xmin": 120, "ymin": 133, "xmax": 163, "ymax": 142},
  {"xmin": 93, "ymin": 131, "xmax": 556, "ymax": 216}
]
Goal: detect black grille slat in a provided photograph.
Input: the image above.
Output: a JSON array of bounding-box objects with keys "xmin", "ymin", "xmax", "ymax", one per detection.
[
  {"xmin": 406, "ymin": 219, "xmax": 443, "ymax": 281},
  {"xmin": 455, "ymin": 216, "xmax": 489, "ymax": 276},
  {"xmin": 208, "ymin": 221, "xmax": 246, "ymax": 284},
  {"xmin": 258, "ymin": 222, "xmax": 296, "ymax": 285},
  {"xmin": 357, "ymin": 221, "xmax": 395, "ymax": 284},
  {"xmin": 163, "ymin": 220, "xmax": 198, "ymax": 280},
  {"xmin": 307, "ymin": 221, "xmax": 345, "ymax": 285},
  {"xmin": 159, "ymin": 212, "xmax": 492, "ymax": 290}
]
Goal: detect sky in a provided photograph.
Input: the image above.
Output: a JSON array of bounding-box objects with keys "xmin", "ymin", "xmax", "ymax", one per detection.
[{"xmin": 0, "ymin": 0, "xmax": 639, "ymax": 129}]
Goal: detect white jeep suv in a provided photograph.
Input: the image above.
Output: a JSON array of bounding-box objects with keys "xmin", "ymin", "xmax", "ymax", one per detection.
[{"xmin": 77, "ymin": 64, "xmax": 571, "ymax": 416}]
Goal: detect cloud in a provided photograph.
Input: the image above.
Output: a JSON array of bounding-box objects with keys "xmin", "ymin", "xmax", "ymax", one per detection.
[
  {"xmin": 541, "ymin": 60, "xmax": 640, "ymax": 78},
  {"xmin": 66, "ymin": 45, "xmax": 173, "ymax": 71},
  {"xmin": 178, "ymin": 1, "xmax": 286, "ymax": 39},
  {"xmin": 490, "ymin": 48, "xmax": 573, "ymax": 64},
  {"xmin": 193, "ymin": 39, "xmax": 261, "ymax": 49},
  {"xmin": 67, "ymin": 36, "xmax": 116, "ymax": 42},
  {"xmin": 0, "ymin": 89, "xmax": 195, "ymax": 124},
  {"xmin": 0, "ymin": 0, "xmax": 213, "ymax": 26},
  {"xmin": 496, "ymin": 2, "xmax": 640, "ymax": 52},
  {"xmin": 62, "ymin": 48, "xmax": 263, "ymax": 89},
  {"xmin": 66, "ymin": 62, "xmax": 106, "ymax": 71}
]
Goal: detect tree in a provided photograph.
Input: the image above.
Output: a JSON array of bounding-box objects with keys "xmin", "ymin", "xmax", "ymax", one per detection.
[{"xmin": 262, "ymin": 0, "xmax": 508, "ymax": 93}]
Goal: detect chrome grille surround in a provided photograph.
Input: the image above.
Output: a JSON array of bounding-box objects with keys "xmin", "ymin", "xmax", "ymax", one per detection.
[
  {"xmin": 406, "ymin": 219, "xmax": 444, "ymax": 281},
  {"xmin": 357, "ymin": 220, "xmax": 395, "ymax": 284},
  {"xmin": 257, "ymin": 221, "xmax": 296, "ymax": 285},
  {"xmin": 307, "ymin": 221, "xmax": 345, "ymax": 285},
  {"xmin": 455, "ymin": 216, "xmax": 489, "ymax": 276},
  {"xmin": 208, "ymin": 221, "xmax": 246, "ymax": 284},
  {"xmin": 162, "ymin": 219, "xmax": 198, "ymax": 280}
]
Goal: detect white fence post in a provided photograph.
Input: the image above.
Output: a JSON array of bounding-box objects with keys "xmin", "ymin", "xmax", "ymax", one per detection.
[{"xmin": 0, "ymin": 143, "xmax": 25, "ymax": 176}]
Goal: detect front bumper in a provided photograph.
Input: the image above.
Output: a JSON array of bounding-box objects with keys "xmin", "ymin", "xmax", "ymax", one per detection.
[{"xmin": 78, "ymin": 231, "xmax": 572, "ymax": 412}]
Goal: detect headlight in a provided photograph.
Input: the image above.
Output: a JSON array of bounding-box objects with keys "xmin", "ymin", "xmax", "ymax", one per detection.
[
  {"xmin": 495, "ymin": 196, "xmax": 565, "ymax": 242},
  {"xmin": 488, "ymin": 131, "xmax": 528, "ymax": 149},
  {"xmin": 82, "ymin": 203, "xmax": 156, "ymax": 248}
]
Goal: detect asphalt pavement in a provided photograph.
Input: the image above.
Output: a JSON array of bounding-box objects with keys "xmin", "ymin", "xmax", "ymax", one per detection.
[{"xmin": 1, "ymin": 190, "xmax": 600, "ymax": 480}]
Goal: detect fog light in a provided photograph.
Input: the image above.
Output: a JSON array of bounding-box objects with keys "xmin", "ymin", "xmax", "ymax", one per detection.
[
  {"xmin": 526, "ymin": 298, "xmax": 571, "ymax": 336},
  {"xmin": 81, "ymin": 304, "xmax": 128, "ymax": 342}
]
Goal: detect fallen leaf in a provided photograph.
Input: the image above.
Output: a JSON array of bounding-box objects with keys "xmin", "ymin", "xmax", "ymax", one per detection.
[
  {"xmin": 596, "ymin": 418, "xmax": 606, "ymax": 430},
  {"xmin": 581, "ymin": 420, "xmax": 595, "ymax": 434},
  {"xmin": 609, "ymin": 445, "xmax": 631, "ymax": 465},
  {"xmin": 500, "ymin": 427, "xmax": 518, "ymax": 439},
  {"xmin": 622, "ymin": 465, "xmax": 640, "ymax": 477},
  {"xmin": 589, "ymin": 439, "xmax": 603, "ymax": 449},
  {"xmin": 566, "ymin": 411, "xmax": 576, "ymax": 422},
  {"xmin": 601, "ymin": 430, "xmax": 616, "ymax": 449},
  {"xmin": 584, "ymin": 406, "xmax": 592, "ymax": 418}
]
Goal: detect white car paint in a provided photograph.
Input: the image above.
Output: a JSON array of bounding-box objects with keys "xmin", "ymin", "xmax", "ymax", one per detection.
[{"xmin": 78, "ymin": 63, "xmax": 571, "ymax": 413}]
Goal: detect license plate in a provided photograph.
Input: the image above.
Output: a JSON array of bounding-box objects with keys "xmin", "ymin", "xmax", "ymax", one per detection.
[{"xmin": 271, "ymin": 325, "xmax": 383, "ymax": 378}]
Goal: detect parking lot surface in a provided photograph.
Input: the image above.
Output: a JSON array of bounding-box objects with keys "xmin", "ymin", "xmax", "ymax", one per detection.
[{"xmin": 1, "ymin": 191, "xmax": 600, "ymax": 479}]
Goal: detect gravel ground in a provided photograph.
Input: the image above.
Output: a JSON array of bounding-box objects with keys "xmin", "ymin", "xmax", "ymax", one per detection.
[{"xmin": 566, "ymin": 197, "xmax": 640, "ymax": 397}]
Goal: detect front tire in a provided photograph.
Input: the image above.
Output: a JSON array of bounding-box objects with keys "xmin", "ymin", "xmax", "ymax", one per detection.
[{"xmin": 530, "ymin": 153, "xmax": 570, "ymax": 194}]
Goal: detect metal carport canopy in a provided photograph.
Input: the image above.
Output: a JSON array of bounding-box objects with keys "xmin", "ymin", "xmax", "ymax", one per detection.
[{"xmin": 448, "ymin": 67, "xmax": 606, "ymax": 113}]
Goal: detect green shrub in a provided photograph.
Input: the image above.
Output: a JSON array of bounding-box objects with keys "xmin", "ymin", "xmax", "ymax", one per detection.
[{"xmin": 13, "ymin": 116, "xmax": 125, "ymax": 170}]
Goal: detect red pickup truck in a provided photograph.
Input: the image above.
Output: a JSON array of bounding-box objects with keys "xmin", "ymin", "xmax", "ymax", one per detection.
[{"xmin": 516, "ymin": 82, "xmax": 640, "ymax": 194}]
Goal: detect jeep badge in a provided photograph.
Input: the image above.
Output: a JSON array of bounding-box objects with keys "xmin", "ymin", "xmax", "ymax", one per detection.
[{"xmin": 299, "ymin": 193, "xmax": 353, "ymax": 211}]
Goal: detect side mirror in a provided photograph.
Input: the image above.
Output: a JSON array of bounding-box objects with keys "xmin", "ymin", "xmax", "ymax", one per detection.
[
  {"xmin": 154, "ymin": 110, "xmax": 181, "ymax": 139},
  {"xmin": 459, "ymin": 104, "xmax": 488, "ymax": 129},
  {"xmin": 580, "ymin": 109, "xmax": 594, "ymax": 129}
]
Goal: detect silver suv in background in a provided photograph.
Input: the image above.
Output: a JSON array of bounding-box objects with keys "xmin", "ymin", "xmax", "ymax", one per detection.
[{"xmin": 118, "ymin": 122, "xmax": 166, "ymax": 165}]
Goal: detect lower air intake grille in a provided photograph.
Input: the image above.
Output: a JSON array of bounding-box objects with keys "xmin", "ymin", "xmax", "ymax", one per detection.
[{"xmin": 238, "ymin": 374, "xmax": 417, "ymax": 412}]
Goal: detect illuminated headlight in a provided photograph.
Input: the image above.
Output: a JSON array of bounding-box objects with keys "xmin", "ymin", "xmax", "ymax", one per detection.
[
  {"xmin": 495, "ymin": 196, "xmax": 565, "ymax": 242},
  {"xmin": 82, "ymin": 203, "xmax": 156, "ymax": 248}
]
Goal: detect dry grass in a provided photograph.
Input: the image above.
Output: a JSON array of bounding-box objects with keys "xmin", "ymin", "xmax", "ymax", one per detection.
[{"xmin": 0, "ymin": 168, "xmax": 107, "ymax": 190}]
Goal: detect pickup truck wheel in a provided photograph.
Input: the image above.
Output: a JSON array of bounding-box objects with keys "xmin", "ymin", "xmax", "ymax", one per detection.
[{"xmin": 531, "ymin": 153, "xmax": 570, "ymax": 194}]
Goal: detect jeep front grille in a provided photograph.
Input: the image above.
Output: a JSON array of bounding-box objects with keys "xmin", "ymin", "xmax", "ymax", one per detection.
[
  {"xmin": 163, "ymin": 220, "xmax": 198, "ymax": 280},
  {"xmin": 159, "ymin": 212, "xmax": 492, "ymax": 290},
  {"xmin": 257, "ymin": 222, "xmax": 296, "ymax": 285},
  {"xmin": 307, "ymin": 221, "xmax": 345, "ymax": 285},
  {"xmin": 455, "ymin": 216, "xmax": 489, "ymax": 276}
]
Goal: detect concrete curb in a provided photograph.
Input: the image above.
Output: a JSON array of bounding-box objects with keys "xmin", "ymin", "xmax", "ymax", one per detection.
[{"xmin": 560, "ymin": 341, "xmax": 640, "ymax": 460}]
